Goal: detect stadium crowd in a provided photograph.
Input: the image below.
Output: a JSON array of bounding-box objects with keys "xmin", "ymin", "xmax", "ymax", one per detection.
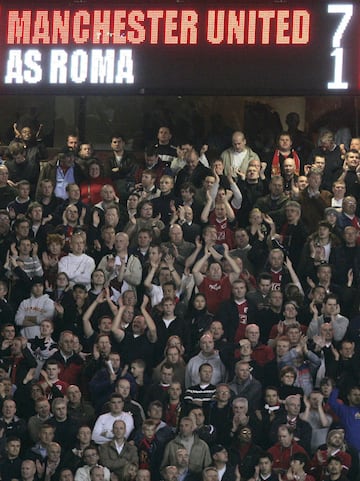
[{"xmin": 0, "ymin": 116, "xmax": 360, "ymax": 481}]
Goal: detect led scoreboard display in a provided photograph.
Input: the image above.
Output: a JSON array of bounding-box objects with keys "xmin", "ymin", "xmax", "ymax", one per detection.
[{"xmin": 0, "ymin": 2, "xmax": 358, "ymax": 94}]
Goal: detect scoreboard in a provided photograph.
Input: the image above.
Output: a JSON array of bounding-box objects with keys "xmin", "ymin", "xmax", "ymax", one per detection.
[{"xmin": 0, "ymin": 2, "xmax": 359, "ymax": 94}]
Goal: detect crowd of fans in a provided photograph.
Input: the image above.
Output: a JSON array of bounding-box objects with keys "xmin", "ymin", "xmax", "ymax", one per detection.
[{"xmin": 0, "ymin": 115, "xmax": 360, "ymax": 481}]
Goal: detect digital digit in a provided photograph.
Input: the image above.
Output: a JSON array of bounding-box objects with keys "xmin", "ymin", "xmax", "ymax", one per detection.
[{"xmin": 327, "ymin": 3, "xmax": 353, "ymax": 89}]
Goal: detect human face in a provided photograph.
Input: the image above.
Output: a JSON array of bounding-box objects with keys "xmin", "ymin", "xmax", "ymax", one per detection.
[
  {"xmin": 60, "ymin": 470, "xmax": 74, "ymax": 481},
  {"xmin": 286, "ymin": 397, "xmax": 301, "ymax": 416},
  {"xmin": 48, "ymin": 444, "xmax": 61, "ymax": 462},
  {"xmin": 30, "ymin": 204, "xmax": 43, "ymax": 220},
  {"xmin": 193, "ymin": 295, "xmax": 206, "ymax": 311},
  {"xmin": 122, "ymin": 291, "xmax": 136, "ymax": 306},
  {"xmin": 290, "ymin": 460, "xmax": 304, "ymax": 474},
  {"xmin": 0, "ymin": 213, "xmax": 10, "ymax": 235},
  {"xmin": 115, "ymin": 233, "xmax": 128, "ymax": 251},
  {"xmin": 65, "ymin": 206, "xmax": 79, "ymax": 224},
  {"xmin": 246, "ymin": 326, "xmax": 260, "ymax": 344},
  {"xmin": 84, "ymin": 449, "xmax": 99, "ymax": 466},
  {"xmin": 163, "ymin": 299, "xmax": 175, "ymax": 317},
  {"xmin": 141, "ymin": 173, "xmax": 154, "ymax": 188},
  {"xmin": 112, "ymin": 420, "xmax": 126, "ymax": 439},
  {"xmin": 323, "ymin": 298, "xmax": 338, "ymax": 316},
  {"xmin": 239, "ymin": 339, "xmax": 252, "ymax": 356},
  {"xmin": 2, "ymin": 399, "xmax": 16, "ymax": 419},
  {"xmin": 91, "ymin": 466, "xmax": 105, "ymax": 481},
  {"xmin": 2, "ymin": 325, "xmax": 15, "ymax": 340},
  {"xmin": 278, "ymin": 135, "xmax": 291, "ymax": 151},
  {"xmin": 235, "ymin": 229, "xmax": 249, "ymax": 248},
  {"xmin": 283, "ymin": 159, "xmax": 296, "ymax": 176},
  {"xmin": 39, "ymin": 426, "xmax": 54, "ymax": 445},
  {"xmin": 166, "ymin": 347, "xmax": 180, "ymax": 364},
  {"xmin": 21, "ymin": 461, "xmax": 36, "ymax": 480},
  {"xmin": 109, "ymin": 397, "xmax": 124, "ymax": 415},
  {"xmin": 213, "ymin": 160, "xmax": 224, "ymax": 175},
  {"xmin": 259, "ymin": 279, "xmax": 271, "ymax": 295},
  {"xmin": 210, "ymin": 321, "xmax": 224, "ymax": 340},
  {"xmin": 19, "ymin": 239, "xmax": 32, "ymax": 256},
  {"xmin": 0, "ymin": 166, "xmax": 10, "ymax": 187},
  {"xmin": 320, "ymin": 382, "xmax": 333, "ymax": 398},
  {"xmin": 67, "ymin": 136, "xmax": 79, "ymax": 150},
  {"xmin": 79, "ymin": 144, "xmax": 92, "ymax": 159},
  {"xmin": 297, "ymin": 176, "xmax": 308, "ymax": 190},
  {"xmin": 53, "ymin": 402, "xmax": 67, "ymax": 421},
  {"xmin": 308, "ymin": 173, "xmax": 322, "ymax": 190},
  {"xmin": 269, "ymin": 251, "xmax": 284, "ymax": 270},
  {"xmin": 232, "ymin": 282, "xmax": 246, "ymax": 300},
  {"xmin": 286, "ymin": 206, "xmax": 300, "ymax": 223},
  {"xmin": 318, "ymin": 266, "xmax": 332, "ymax": 284},
  {"xmin": 176, "ymin": 449, "xmax": 189, "ymax": 467},
  {"xmin": 328, "ymin": 431, "xmax": 344, "ymax": 448},
  {"xmin": 343, "ymin": 197, "xmax": 357, "ymax": 215},
  {"xmin": 187, "ymin": 151, "xmax": 200, "ymax": 171},
  {"xmin": 89, "ymin": 164, "xmax": 101, "ymax": 178},
  {"xmin": 232, "ymin": 133, "xmax": 246, "ymax": 152},
  {"xmin": 105, "ymin": 208, "xmax": 119, "ymax": 227},
  {"xmin": 282, "ymin": 371, "xmax": 296, "ymax": 386},
  {"xmin": 320, "ymin": 324, "xmax": 333, "ymax": 342},
  {"xmin": 20, "ymin": 127, "xmax": 32, "ymax": 141},
  {"xmin": 249, "ymin": 209, "xmax": 262, "ymax": 224},
  {"xmin": 67, "ymin": 386, "xmax": 82, "ymax": 405},
  {"xmin": 239, "ymin": 427, "xmax": 252, "ymax": 443},
  {"xmin": 287, "ymin": 328, "xmax": 301, "ymax": 346},
  {"xmin": 346, "ymin": 151, "xmax": 360, "ymax": 169},
  {"xmin": 132, "ymin": 316, "xmax": 145, "ymax": 334},
  {"xmin": 158, "ymin": 127, "xmax": 171, "ymax": 144},
  {"xmin": 309, "ymin": 393, "xmax": 322, "ymax": 410},
  {"xmin": 116, "ymin": 380, "xmax": 130, "ymax": 399},
  {"xmin": 18, "ymin": 184, "xmax": 30, "ymax": 199},
  {"xmin": 284, "ymin": 303, "xmax": 297, "ymax": 319},
  {"xmin": 259, "ymin": 457, "xmax": 272, "ymax": 475},
  {"xmin": 350, "ymin": 138, "xmax": 360, "ymax": 151},
  {"xmin": 109, "ymin": 353, "xmax": 121, "ymax": 372},
  {"xmin": 92, "ymin": 270, "xmax": 105, "ymax": 287},
  {"xmin": 204, "ymin": 176, "xmax": 215, "ymax": 190},
  {"xmin": 200, "ymin": 336, "xmax": 215, "ymax": 354},
  {"xmin": 276, "ymin": 340, "xmax": 290, "ymax": 357},
  {"xmin": 60, "ymin": 333, "xmax": 74, "ymax": 355},
  {"xmin": 179, "ymin": 419, "xmax": 194, "ymax": 437},
  {"xmin": 269, "ymin": 178, "xmax": 284, "ymax": 197},
  {"xmin": 36, "ymin": 399, "xmax": 50, "ymax": 418},
  {"xmin": 160, "ymin": 367, "xmax": 173, "ymax": 385},
  {"xmin": 101, "ymin": 186, "xmax": 116, "ymax": 202},
  {"xmin": 48, "ymin": 241, "xmax": 62, "ymax": 257},
  {"xmin": 169, "ymin": 225, "xmax": 183, "ymax": 244},
  {"xmin": 278, "ymin": 428, "xmax": 293, "ymax": 447},
  {"xmin": 199, "ymin": 365, "xmax": 213, "ymax": 383},
  {"xmin": 313, "ymin": 156, "xmax": 326, "ymax": 171},
  {"xmin": 159, "ymin": 176, "xmax": 173, "ymax": 194},
  {"xmin": 235, "ymin": 363, "xmax": 251, "ymax": 381},
  {"xmin": 265, "ymin": 389, "xmax": 279, "ymax": 406},
  {"xmin": 208, "ymin": 263, "xmax": 222, "ymax": 281},
  {"xmin": 203, "ymin": 469, "xmax": 219, "ymax": 481},
  {"xmin": 70, "ymin": 235, "xmax": 85, "ymax": 255},
  {"xmin": 328, "ymin": 460, "xmax": 342, "ymax": 476},
  {"xmin": 137, "ymin": 470, "xmax": 151, "ymax": 481},
  {"xmin": 169, "ymin": 383, "xmax": 182, "ymax": 400},
  {"xmin": 46, "ymin": 363, "xmax": 60, "ymax": 381},
  {"xmin": 246, "ymin": 166, "xmax": 259, "ymax": 181},
  {"xmin": 111, "ymin": 137, "xmax": 125, "ymax": 152},
  {"xmin": 7, "ymin": 439, "xmax": 21, "ymax": 458},
  {"xmin": 341, "ymin": 342, "xmax": 355, "ymax": 359},
  {"xmin": 140, "ymin": 203, "xmax": 153, "ymax": 219},
  {"xmin": 148, "ymin": 245, "xmax": 162, "ymax": 264}
]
